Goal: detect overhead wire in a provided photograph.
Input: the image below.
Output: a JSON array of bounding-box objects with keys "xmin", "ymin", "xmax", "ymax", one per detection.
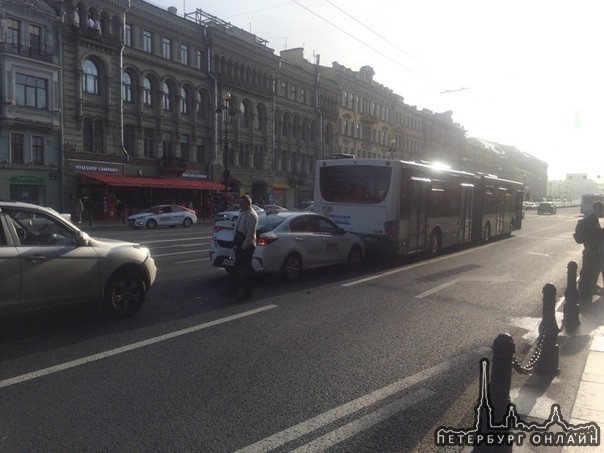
[{"xmin": 291, "ymin": 0, "xmax": 432, "ymax": 84}]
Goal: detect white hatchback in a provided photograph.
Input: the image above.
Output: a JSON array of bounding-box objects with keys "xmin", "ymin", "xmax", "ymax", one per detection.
[
  {"xmin": 128, "ymin": 204, "xmax": 197, "ymax": 229},
  {"xmin": 209, "ymin": 211, "xmax": 364, "ymax": 282}
]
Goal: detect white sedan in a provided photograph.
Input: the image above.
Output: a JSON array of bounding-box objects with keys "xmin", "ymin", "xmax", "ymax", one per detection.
[
  {"xmin": 127, "ymin": 204, "xmax": 197, "ymax": 229},
  {"xmin": 209, "ymin": 211, "xmax": 364, "ymax": 281}
]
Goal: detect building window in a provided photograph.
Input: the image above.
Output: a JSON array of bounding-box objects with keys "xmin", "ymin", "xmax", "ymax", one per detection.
[
  {"xmin": 143, "ymin": 77, "xmax": 152, "ymax": 106},
  {"xmin": 143, "ymin": 128, "xmax": 155, "ymax": 158},
  {"xmin": 196, "ymin": 141, "xmax": 205, "ymax": 164},
  {"xmin": 162, "ymin": 132, "xmax": 173, "ymax": 157},
  {"xmin": 180, "ymin": 135, "xmax": 189, "ymax": 160},
  {"xmin": 125, "ymin": 23, "xmax": 132, "ymax": 47},
  {"xmin": 162, "ymin": 37, "xmax": 171, "ymax": 59},
  {"xmin": 11, "ymin": 133, "xmax": 24, "ymax": 163},
  {"xmin": 290, "ymin": 85, "xmax": 296, "ymax": 100},
  {"xmin": 32, "ymin": 136, "xmax": 44, "ymax": 165},
  {"xmin": 162, "ymin": 83, "xmax": 171, "ymax": 110},
  {"xmin": 280, "ymin": 81, "xmax": 287, "ymax": 97},
  {"xmin": 29, "ymin": 24, "xmax": 42, "ymax": 53},
  {"xmin": 197, "ymin": 91, "xmax": 207, "ymax": 118},
  {"xmin": 82, "ymin": 59, "xmax": 99, "ymax": 95},
  {"xmin": 180, "ymin": 88, "xmax": 188, "ymax": 115},
  {"xmin": 122, "ymin": 72, "xmax": 132, "ymax": 103},
  {"xmin": 180, "ymin": 44, "xmax": 188, "ymax": 65},
  {"xmin": 7, "ymin": 18, "xmax": 19, "ymax": 52},
  {"xmin": 300, "ymin": 88, "xmax": 306, "ymax": 104},
  {"xmin": 196, "ymin": 49, "xmax": 202, "ymax": 69},
  {"xmin": 15, "ymin": 73, "xmax": 47, "ymax": 109},
  {"xmin": 83, "ymin": 118, "xmax": 104, "ymax": 152},
  {"xmin": 143, "ymin": 30, "xmax": 152, "ymax": 53},
  {"xmin": 124, "ymin": 125, "xmax": 135, "ymax": 156}
]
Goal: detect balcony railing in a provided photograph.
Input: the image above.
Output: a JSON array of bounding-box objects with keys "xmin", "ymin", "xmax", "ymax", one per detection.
[{"xmin": 0, "ymin": 42, "xmax": 56, "ymax": 62}]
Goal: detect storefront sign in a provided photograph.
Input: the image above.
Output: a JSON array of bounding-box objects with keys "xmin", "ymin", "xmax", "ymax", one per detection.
[
  {"xmin": 10, "ymin": 175, "xmax": 45, "ymax": 184},
  {"xmin": 182, "ymin": 172, "xmax": 209, "ymax": 179},
  {"xmin": 74, "ymin": 164, "xmax": 120, "ymax": 173}
]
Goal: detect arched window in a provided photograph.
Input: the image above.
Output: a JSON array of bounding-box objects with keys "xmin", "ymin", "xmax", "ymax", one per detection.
[
  {"xmin": 82, "ymin": 59, "xmax": 99, "ymax": 94},
  {"xmin": 180, "ymin": 87, "xmax": 188, "ymax": 115},
  {"xmin": 143, "ymin": 77, "xmax": 152, "ymax": 106},
  {"xmin": 197, "ymin": 91, "xmax": 207, "ymax": 118},
  {"xmin": 122, "ymin": 72, "xmax": 132, "ymax": 103},
  {"xmin": 162, "ymin": 82, "xmax": 171, "ymax": 111}
]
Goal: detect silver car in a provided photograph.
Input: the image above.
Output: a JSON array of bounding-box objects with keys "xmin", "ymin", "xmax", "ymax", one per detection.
[
  {"xmin": 0, "ymin": 200, "xmax": 157, "ymax": 317},
  {"xmin": 209, "ymin": 211, "xmax": 364, "ymax": 282},
  {"xmin": 128, "ymin": 204, "xmax": 197, "ymax": 229}
]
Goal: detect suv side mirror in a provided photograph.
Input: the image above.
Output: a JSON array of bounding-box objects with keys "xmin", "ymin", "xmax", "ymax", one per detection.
[{"xmin": 76, "ymin": 230, "xmax": 90, "ymax": 246}]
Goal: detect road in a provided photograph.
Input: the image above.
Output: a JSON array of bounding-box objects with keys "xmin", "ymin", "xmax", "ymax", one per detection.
[{"xmin": 0, "ymin": 207, "xmax": 585, "ymax": 452}]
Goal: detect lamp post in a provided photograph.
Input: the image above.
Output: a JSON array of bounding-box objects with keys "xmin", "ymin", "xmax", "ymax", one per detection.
[{"xmin": 222, "ymin": 92, "xmax": 232, "ymax": 204}]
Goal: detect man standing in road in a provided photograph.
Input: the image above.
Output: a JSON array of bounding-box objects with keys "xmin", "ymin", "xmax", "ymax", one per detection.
[
  {"xmin": 579, "ymin": 201, "xmax": 604, "ymax": 298},
  {"xmin": 223, "ymin": 194, "xmax": 258, "ymax": 301}
]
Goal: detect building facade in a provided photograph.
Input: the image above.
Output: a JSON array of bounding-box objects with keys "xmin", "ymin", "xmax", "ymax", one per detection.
[
  {"xmin": 0, "ymin": 0, "xmax": 63, "ymax": 207},
  {"xmin": 0, "ymin": 0, "xmax": 548, "ymax": 215}
]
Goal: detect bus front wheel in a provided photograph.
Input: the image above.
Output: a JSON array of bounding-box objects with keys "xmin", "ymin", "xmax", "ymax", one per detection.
[
  {"xmin": 483, "ymin": 224, "xmax": 491, "ymax": 242},
  {"xmin": 429, "ymin": 230, "xmax": 442, "ymax": 254}
]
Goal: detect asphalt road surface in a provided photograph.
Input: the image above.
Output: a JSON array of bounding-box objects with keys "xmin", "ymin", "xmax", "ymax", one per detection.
[{"xmin": 0, "ymin": 207, "xmax": 585, "ymax": 452}]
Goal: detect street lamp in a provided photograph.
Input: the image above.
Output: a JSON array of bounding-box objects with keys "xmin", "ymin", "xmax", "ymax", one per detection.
[{"xmin": 221, "ymin": 92, "xmax": 235, "ymax": 203}]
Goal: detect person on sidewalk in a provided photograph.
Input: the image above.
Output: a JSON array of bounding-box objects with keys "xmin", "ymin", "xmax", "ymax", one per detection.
[
  {"xmin": 222, "ymin": 194, "xmax": 258, "ymax": 301},
  {"xmin": 579, "ymin": 201, "xmax": 604, "ymax": 298}
]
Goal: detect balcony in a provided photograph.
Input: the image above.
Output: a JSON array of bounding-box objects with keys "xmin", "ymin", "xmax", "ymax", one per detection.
[
  {"xmin": 360, "ymin": 113, "xmax": 378, "ymax": 124},
  {"xmin": 0, "ymin": 42, "xmax": 57, "ymax": 63}
]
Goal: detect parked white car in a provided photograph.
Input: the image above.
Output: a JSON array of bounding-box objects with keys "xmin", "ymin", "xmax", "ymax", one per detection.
[
  {"xmin": 0, "ymin": 200, "xmax": 157, "ymax": 317},
  {"xmin": 128, "ymin": 204, "xmax": 197, "ymax": 229},
  {"xmin": 209, "ymin": 211, "xmax": 364, "ymax": 282}
]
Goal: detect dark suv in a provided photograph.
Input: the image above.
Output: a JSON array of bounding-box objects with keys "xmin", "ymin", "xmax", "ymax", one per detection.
[{"xmin": 537, "ymin": 202, "xmax": 557, "ymax": 215}]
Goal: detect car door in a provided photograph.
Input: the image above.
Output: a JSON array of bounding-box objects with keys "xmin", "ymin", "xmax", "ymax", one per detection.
[
  {"xmin": 158, "ymin": 206, "xmax": 173, "ymax": 226},
  {"xmin": 5, "ymin": 208, "xmax": 100, "ymax": 309},
  {"xmin": 309, "ymin": 216, "xmax": 347, "ymax": 266},
  {"xmin": 0, "ymin": 214, "xmax": 20, "ymax": 309},
  {"xmin": 287, "ymin": 216, "xmax": 319, "ymax": 267}
]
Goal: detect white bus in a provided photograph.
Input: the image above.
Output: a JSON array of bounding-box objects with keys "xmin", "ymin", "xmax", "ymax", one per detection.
[{"xmin": 314, "ymin": 158, "xmax": 524, "ymax": 255}]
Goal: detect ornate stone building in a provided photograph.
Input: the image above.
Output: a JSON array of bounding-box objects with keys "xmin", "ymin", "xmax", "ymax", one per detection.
[
  {"xmin": 0, "ymin": 0, "xmax": 63, "ymax": 206},
  {"xmin": 1, "ymin": 0, "xmax": 548, "ymax": 214}
]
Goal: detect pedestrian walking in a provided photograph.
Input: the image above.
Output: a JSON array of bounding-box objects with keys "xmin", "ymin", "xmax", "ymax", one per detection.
[
  {"xmin": 75, "ymin": 197, "xmax": 84, "ymax": 224},
  {"xmin": 222, "ymin": 194, "xmax": 258, "ymax": 301},
  {"xmin": 578, "ymin": 201, "xmax": 604, "ymax": 298},
  {"xmin": 116, "ymin": 198, "xmax": 125, "ymax": 224}
]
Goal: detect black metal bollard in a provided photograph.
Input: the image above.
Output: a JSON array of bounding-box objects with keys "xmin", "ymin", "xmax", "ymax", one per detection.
[
  {"xmin": 534, "ymin": 284, "xmax": 560, "ymax": 376},
  {"xmin": 491, "ymin": 333, "xmax": 515, "ymax": 424},
  {"xmin": 563, "ymin": 261, "xmax": 580, "ymax": 331}
]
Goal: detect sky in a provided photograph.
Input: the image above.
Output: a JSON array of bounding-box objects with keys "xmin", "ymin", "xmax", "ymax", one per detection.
[{"xmin": 150, "ymin": 0, "xmax": 604, "ymax": 181}]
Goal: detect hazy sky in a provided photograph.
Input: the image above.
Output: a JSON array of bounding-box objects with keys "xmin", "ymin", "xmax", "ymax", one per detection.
[{"xmin": 151, "ymin": 0, "xmax": 604, "ymax": 180}]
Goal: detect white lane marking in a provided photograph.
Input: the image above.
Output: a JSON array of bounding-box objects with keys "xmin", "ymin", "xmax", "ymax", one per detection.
[
  {"xmin": 342, "ymin": 246, "xmax": 486, "ymax": 287},
  {"xmin": 153, "ymin": 248, "xmax": 208, "ymax": 257},
  {"xmin": 150, "ymin": 242, "xmax": 209, "ymax": 250},
  {"xmin": 415, "ymin": 274, "xmax": 514, "ymax": 299},
  {"xmin": 291, "ymin": 389, "xmax": 434, "ymax": 453},
  {"xmin": 344, "ymin": 223, "xmax": 565, "ymax": 287},
  {"xmin": 0, "ymin": 305, "xmax": 277, "ymax": 389},
  {"xmin": 415, "ymin": 280, "xmax": 459, "ymax": 299},
  {"xmin": 234, "ymin": 346, "xmax": 490, "ymax": 453},
  {"xmin": 138, "ymin": 236, "xmax": 213, "ymax": 244},
  {"xmin": 176, "ymin": 258, "xmax": 209, "ymax": 264},
  {"xmin": 527, "ymin": 251, "xmax": 551, "ymax": 256}
]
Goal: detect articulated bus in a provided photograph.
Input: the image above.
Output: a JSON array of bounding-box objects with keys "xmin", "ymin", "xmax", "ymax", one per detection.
[
  {"xmin": 580, "ymin": 194, "xmax": 604, "ymax": 216},
  {"xmin": 314, "ymin": 158, "xmax": 524, "ymax": 255}
]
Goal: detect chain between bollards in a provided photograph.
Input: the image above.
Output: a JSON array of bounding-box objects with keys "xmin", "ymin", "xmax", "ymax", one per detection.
[{"xmin": 511, "ymin": 284, "xmax": 560, "ymax": 376}]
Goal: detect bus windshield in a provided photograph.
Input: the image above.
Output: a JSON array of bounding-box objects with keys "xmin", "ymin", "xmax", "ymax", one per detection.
[{"xmin": 319, "ymin": 165, "xmax": 392, "ymax": 204}]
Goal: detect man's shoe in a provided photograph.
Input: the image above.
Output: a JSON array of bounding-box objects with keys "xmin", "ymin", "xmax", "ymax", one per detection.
[{"xmin": 236, "ymin": 293, "xmax": 252, "ymax": 301}]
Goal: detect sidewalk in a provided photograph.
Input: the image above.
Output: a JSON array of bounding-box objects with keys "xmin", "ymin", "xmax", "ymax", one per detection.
[{"xmin": 508, "ymin": 298, "xmax": 604, "ymax": 452}]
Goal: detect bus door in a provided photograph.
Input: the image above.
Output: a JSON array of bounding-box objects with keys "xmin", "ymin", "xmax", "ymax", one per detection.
[
  {"xmin": 496, "ymin": 188, "xmax": 507, "ymax": 234},
  {"xmin": 515, "ymin": 190, "xmax": 524, "ymax": 229},
  {"xmin": 408, "ymin": 177, "xmax": 430, "ymax": 252},
  {"xmin": 459, "ymin": 183, "xmax": 474, "ymax": 243}
]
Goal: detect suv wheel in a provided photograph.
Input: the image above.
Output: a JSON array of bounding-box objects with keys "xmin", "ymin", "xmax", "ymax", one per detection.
[{"xmin": 103, "ymin": 271, "xmax": 146, "ymax": 317}]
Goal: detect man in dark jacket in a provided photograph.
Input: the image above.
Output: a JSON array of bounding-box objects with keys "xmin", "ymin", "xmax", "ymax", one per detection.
[{"xmin": 579, "ymin": 201, "xmax": 604, "ymax": 298}]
